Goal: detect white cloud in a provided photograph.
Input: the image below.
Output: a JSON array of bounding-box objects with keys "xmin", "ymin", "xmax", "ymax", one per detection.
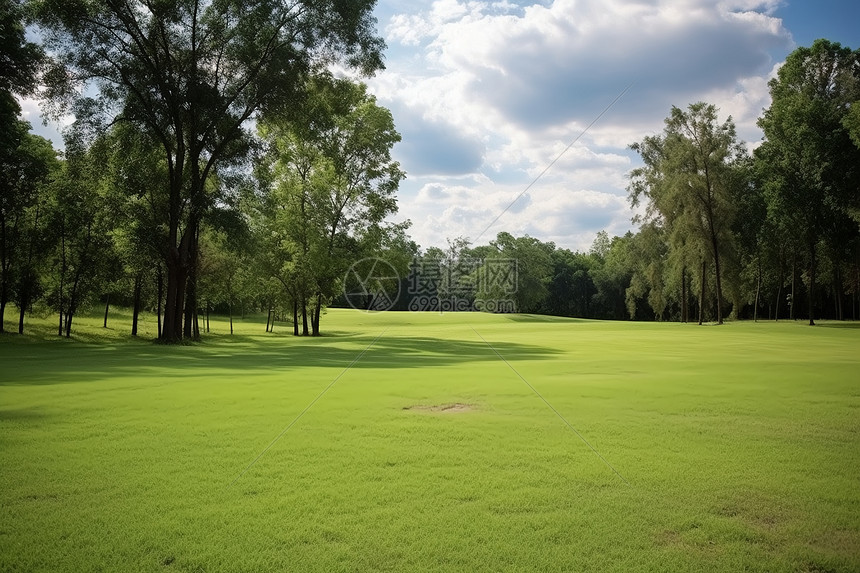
[{"xmin": 372, "ymin": 0, "xmax": 795, "ymax": 250}]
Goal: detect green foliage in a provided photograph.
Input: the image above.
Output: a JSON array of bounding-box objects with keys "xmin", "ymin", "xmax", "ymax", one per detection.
[
  {"xmin": 625, "ymin": 223, "xmax": 668, "ymax": 320},
  {"xmin": 255, "ymin": 76, "xmax": 405, "ymax": 334},
  {"xmin": 31, "ymin": 0, "xmax": 386, "ymax": 342},
  {"xmin": 629, "ymin": 102, "xmax": 746, "ymax": 324},
  {"xmin": 473, "ymin": 232, "xmax": 553, "ymax": 314},
  {"xmin": 589, "ymin": 232, "xmax": 635, "ymax": 319},
  {"xmin": 0, "ymin": 115, "xmax": 59, "ymax": 333},
  {"xmin": 0, "ymin": 0, "xmax": 43, "ymax": 98},
  {"xmin": 42, "ymin": 131, "xmax": 122, "ymax": 337},
  {"xmin": 755, "ymin": 39, "xmax": 860, "ymax": 324}
]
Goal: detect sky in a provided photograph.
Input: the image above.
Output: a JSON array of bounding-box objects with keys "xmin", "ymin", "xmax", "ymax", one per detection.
[{"xmin": 19, "ymin": 0, "xmax": 860, "ymax": 253}]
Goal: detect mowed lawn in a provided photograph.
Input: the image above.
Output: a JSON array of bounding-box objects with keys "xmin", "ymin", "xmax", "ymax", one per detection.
[{"xmin": 1, "ymin": 309, "xmax": 858, "ymax": 572}]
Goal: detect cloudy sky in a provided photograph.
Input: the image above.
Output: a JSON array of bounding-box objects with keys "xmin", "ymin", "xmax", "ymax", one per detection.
[
  {"xmin": 365, "ymin": 0, "xmax": 859, "ymax": 251},
  {"xmin": 19, "ymin": 0, "xmax": 859, "ymax": 252}
]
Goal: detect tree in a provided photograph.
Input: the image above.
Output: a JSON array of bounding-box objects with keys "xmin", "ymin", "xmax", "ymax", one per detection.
[
  {"xmin": 0, "ymin": 0, "xmax": 43, "ymax": 99},
  {"xmin": 101, "ymin": 125, "xmax": 171, "ymax": 337},
  {"xmin": 44, "ymin": 133, "xmax": 118, "ymax": 338},
  {"xmin": 625, "ymin": 223, "xmax": 668, "ymax": 320},
  {"xmin": 0, "ymin": 123, "xmax": 59, "ymax": 333},
  {"xmin": 7, "ymin": 132, "xmax": 59, "ymax": 333},
  {"xmin": 546, "ymin": 248, "xmax": 598, "ymax": 318},
  {"xmin": 589, "ymin": 232, "xmax": 634, "ymax": 320},
  {"xmin": 476, "ymin": 232, "xmax": 552, "ymax": 314},
  {"xmin": 756, "ymin": 40, "xmax": 860, "ymax": 324},
  {"xmin": 630, "ymin": 102, "xmax": 745, "ymax": 325},
  {"xmin": 34, "ymin": 0, "xmax": 385, "ymax": 342},
  {"xmin": 0, "ymin": 0, "xmax": 48, "ymax": 332},
  {"xmin": 258, "ymin": 77, "xmax": 405, "ymax": 335}
]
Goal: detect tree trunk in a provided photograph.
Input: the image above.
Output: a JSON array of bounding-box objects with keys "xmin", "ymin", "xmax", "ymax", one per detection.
[
  {"xmin": 205, "ymin": 302, "xmax": 210, "ymax": 333},
  {"xmin": 163, "ymin": 256, "xmax": 180, "ymax": 341},
  {"xmin": 293, "ymin": 300, "xmax": 299, "ymax": 336},
  {"xmin": 163, "ymin": 252, "xmax": 187, "ymax": 342},
  {"xmin": 0, "ymin": 215, "xmax": 7, "ymax": 334},
  {"xmin": 312, "ymin": 293, "xmax": 322, "ymax": 336},
  {"xmin": 808, "ymin": 244, "xmax": 816, "ymax": 326},
  {"xmin": 698, "ymin": 260, "xmax": 706, "ymax": 325},
  {"xmin": 156, "ymin": 265, "xmax": 163, "ymax": 339},
  {"xmin": 754, "ymin": 256, "xmax": 761, "ymax": 323},
  {"xmin": 184, "ymin": 230, "xmax": 199, "ymax": 340},
  {"xmin": 836, "ymin": 266, "xmax": 843, "ymax": 320},
  {"xmin": 65, "ymin": 310, "xmax": 74, "ymax": 338},
  {"xmin": 65, "ymin": 270, "xmax": 84, "ymax": 339},
  {"xmin": 18, "ymin": 270, "xmax": 34, "ymax": 333},
  {"xmin": 131, "ymin": 273, "xmax": 142, "ymax": 337},
  {"xmin": 681, "ymin": 266, "xmax": 687, "ymax": 323},
  {"xmin": 790, "ymin": 256, "xmax": 796, "ymax": 321},
  {"xmin": 301, "ymin": 297, "xmax": 309, "ymax": 336},
  {"xmin": 775, "ymin": 271, "xmax": 783, "ymax": 322},
  {"xmin": 17, "ymin": 299, "xmax": 25, "ymax": 334},
  {"xmin": 266, "ymin": 308, "xmax": 271, "ymax": 332},
  {"xmin": 711, "ymin": 235, "xmax": 724, "ymax": 325},
  {"xmin": 103, "ymin": 294, "xmax": 110, "ymax": 328},
  {"xmin": 57, "ymin": 220, "xmax": 65, "ymax": 336}
]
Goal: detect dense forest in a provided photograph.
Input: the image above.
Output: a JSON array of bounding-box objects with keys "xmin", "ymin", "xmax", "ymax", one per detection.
[{"xmin": 2, "ymin": 0, "xmax": 859, "ymax": 339}]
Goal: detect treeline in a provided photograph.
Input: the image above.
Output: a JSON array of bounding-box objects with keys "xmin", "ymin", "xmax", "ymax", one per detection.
[{"xmin": 2, "ymin": 1, "xmax": 858, "ymax": 341}]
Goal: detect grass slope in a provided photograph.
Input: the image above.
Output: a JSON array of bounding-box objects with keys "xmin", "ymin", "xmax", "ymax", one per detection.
[{"xmin": 1, "ymin": 309, "xmax": 859, "ymax": 572}]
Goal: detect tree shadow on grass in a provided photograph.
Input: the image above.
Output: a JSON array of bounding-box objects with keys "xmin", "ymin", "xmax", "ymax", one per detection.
[
  {"xmin": 815, "ymin": 321, "xmax": 860, "ymax": 329},
  {"xmin": 0, "ymin": 331, "xmax": 561, "ymax": 386}
]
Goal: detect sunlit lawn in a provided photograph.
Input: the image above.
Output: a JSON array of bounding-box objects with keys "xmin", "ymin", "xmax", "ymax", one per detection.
[{"xmin": 1, "ymin": 308, "xmax": 858, "ymax": 572}]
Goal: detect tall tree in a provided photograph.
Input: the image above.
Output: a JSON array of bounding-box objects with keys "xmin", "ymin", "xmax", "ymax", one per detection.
[
  {"xmin": 258, "ymin": 77, "xmax": 404, "ymax": 335},
  {"xmin": 102, "ymin": 124, "xmax": 170, "ymax": 337},
  {"xmin": 8, "ymin": 132, "xmax": 59, "ymax": 333},
  {"xmin": 629, "ymin": 102, "xmax": 745, "ymax": 325},
  {"xmin": 0, "ymin": 123, "xmax": 58, "ymax": 333},
  {"xmin": 45, "ymin": 132, "xmax": 118, "ymax": 338},
  {"xmin": 0, "ymin": 0, "xmax": 43, "ymax": 99},
  {"xmin": 34, "ymin": 0, "xmax": 385, "ymax": 342},
  {"xmin": 0, "ymin": 0, "xmax": 47, "ymax": 332},
  {"xmin": 756, "ymin": 40, "xmax": 860, "ymax": 325}
]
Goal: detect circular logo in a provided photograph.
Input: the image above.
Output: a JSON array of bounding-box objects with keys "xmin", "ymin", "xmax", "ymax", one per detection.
[{"xmin": 343, "ymin": 258, "xmax": 401, "ymax": 312}]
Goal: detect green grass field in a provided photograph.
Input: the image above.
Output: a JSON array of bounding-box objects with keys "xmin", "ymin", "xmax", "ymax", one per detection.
[{"xmin": 1, "ymin": 309, "xmax": 859, "ymax": 572}]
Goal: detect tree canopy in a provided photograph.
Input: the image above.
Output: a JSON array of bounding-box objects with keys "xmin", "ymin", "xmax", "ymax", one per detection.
[{"xmin": 32, "ymin": 0, "xmax": 386, "ymax": 341}]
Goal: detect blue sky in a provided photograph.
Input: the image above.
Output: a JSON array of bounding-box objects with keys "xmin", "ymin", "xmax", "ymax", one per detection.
[{"xmin": 19, "ymin": 0, "xmax": 859, "ymax": 252}]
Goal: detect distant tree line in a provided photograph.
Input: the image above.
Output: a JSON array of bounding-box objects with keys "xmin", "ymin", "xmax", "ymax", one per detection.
[{"xmin": 1, "ymin": 0, "xmax": 857, "ymax": 341}]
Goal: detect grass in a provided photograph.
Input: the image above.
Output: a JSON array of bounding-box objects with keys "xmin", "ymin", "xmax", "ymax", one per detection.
[{"xmin": 1, "ymin": 308, "xmax": 859, "ymax": 572}]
